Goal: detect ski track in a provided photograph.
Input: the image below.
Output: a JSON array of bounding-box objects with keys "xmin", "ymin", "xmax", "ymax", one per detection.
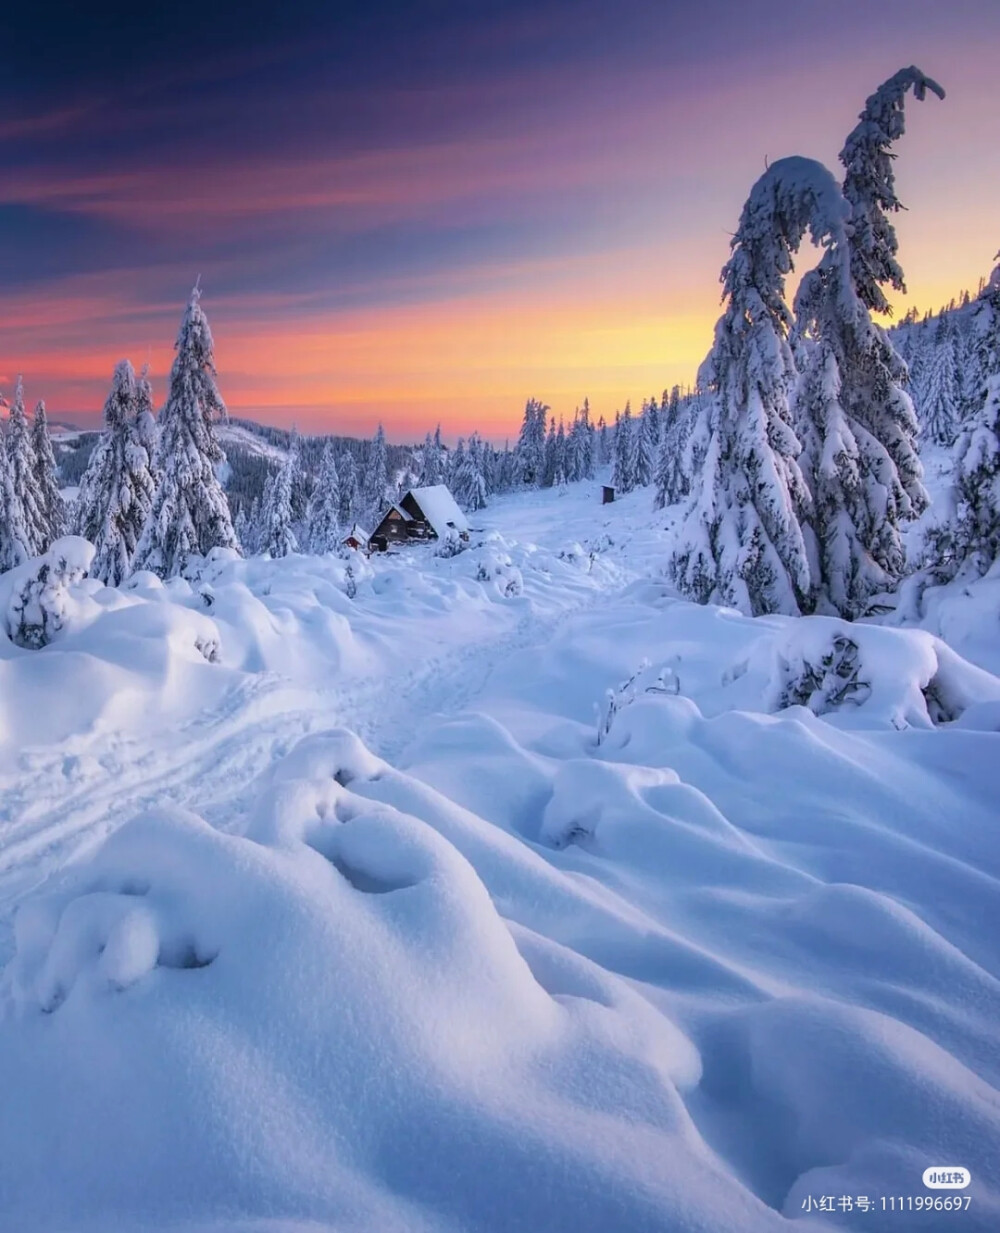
[{"xmin": 0, "ymin": 582, "xmax": 593, "ymax": 963}]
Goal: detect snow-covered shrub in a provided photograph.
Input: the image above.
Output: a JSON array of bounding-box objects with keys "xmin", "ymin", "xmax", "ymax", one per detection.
[
  {"xmin": 596, "ymin": 659, "xmax": 680, "ymax": 746},
  {"xmin": 181, "ymin": 546, "xmax": 242, "ymax": 586},
  {"xmin": 3, "ymin": 536, "xmax": 96, "ymax": 649},
  {"xmin": 773, "ymin": 632, "xmax": 871, "ymax": 715},
  {"xmin": 435, "ymin": 527, "xmax": 466, "ymax": 558},
  {"xmin": 557, "ymin": 542, "xmax": 586, "ymax": 566},
  {"xmin": 746, "ymin": 618, "xmax": 1000, "ymax": 728},
  {"xmin": 474, "ymin": 543, "xmax": 523, "ymax": 597}
]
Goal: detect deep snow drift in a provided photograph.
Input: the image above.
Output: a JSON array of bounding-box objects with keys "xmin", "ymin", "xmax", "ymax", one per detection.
[{"xmin": 1, "ymin": 479, "xmax": 998, "ymax": 1232}]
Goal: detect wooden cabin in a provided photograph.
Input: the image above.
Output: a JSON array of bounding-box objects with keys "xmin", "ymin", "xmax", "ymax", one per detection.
[
  {"xmin": 369, "ymin": 485, "xmax": 470, "ymax": 552},
  {"xmin": 342, "ymin": 524, "xmax": 370, "ymax": 552},
  {"xmin": 602, "ymin": 485, "xmax": 615, "ymax": 504}
]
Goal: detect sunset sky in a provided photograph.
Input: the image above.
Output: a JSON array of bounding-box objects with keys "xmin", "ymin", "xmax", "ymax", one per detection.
[{"xmin": 2, "ymin": 0, "xmax": 998, "ymax": 441}]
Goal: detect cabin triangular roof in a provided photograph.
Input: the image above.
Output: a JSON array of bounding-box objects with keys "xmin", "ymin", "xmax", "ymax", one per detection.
[{"xmin": 406, "ymin": 485, "xmax": 469, "ymax": 537}]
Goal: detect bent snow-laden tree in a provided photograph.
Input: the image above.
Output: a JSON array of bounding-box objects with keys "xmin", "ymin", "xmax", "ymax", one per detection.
[
  {"xmin": 133, "ymin": 287, "xmax": 238, "ymax": 578},
  {"xmin": 925, "ymin": 256, "xmax": 1000, "ymax": 582},
  {"xmin": 76, "ymin": 361, "xmax": 157, "ymax": 585},
  {"xmin": 794, "ymin": 235, "xmax": 931, "ymax": 616},
  {"xmin": 788, "ymin": 67, "xmax": 942, "ymax": 616},
  {"xmin": 669, "ymin": 157, "xmax": 846, "ymax": 616},
  {"xmin": 840, "ymin": 66, "xmax": 944, "ymax": 316}
]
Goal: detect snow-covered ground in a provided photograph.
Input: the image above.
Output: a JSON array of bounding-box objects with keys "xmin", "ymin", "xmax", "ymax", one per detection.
[{"xmin": 1, "ymin": 479, "xmax": 998, "ymax": 1232}]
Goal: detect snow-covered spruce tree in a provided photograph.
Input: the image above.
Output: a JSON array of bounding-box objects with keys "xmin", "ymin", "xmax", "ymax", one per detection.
[
  {"xmin": 0, "ymin": 396, "xmax": 32, "ymax": 572},
  {"xmin": 514, "ymin": 398, "xmax": 548, "ymax": 486},
  {"xmin": 541, "ymin": 417, "xmax": 557, "ymax": 487},
  {"xmin": 793, "ymin": 219, "xmax": 931, "ymax": 616},
  {"xmin": 925, "ymin": 257, "xmax": 1000, "ymax": 581},
  {"xmin": 654, "ymin": 385, "xmax": 699, "ymax": 508},
  {"xmin": 784, "ymin": 67, "xmax": 940, "ymax": 613},
  {"xmin": 233, "ymin": 504, "xmax": 252, "ymax": 555},
  {"xmin": 920, "ymin": 318, "xmax": 959, "ymax": 446},
  {"xmin": 31, "ymin": 400, "xmax": 66, "ymax": 549},
  {"xmin": 840, "ymin": 67, "xmax": 944, "ymax": 316},
  {"xmin": 307, "ymin": 440, "xmax": 342, "ymax": 552},
  {"xmin": 554, "ymin": 419, "xmax": 567, "ymax": 485},
  {"xmin": 575, "ymin": 398, "xmax": 595, "ymax": 480},
  {"xmin": 259, "ymin": 454, "xmax": 298, "ymax": 558},
  {"xmin": 453, "ymin": 441, "xmax": 487, "ymax": 511},
  {"xmin": 637, "ymin": 398, "xmax": 660, "ymax": 487},
  {"xmin": 134, "ymin": 363, "xmax": 160, "ymax": 479},
  {"xmin": 669, "ymin": 158, "xmax": 843, "ymax": 616},
  {"xmin": 611, "ymin": 404, "xmax": 639, "ymax": 494},
  {"xmin": 363, "ymin": 423, "xmax": 390, "ymax": 524},
  {"xmin": 7, "ymin": 377, "xmax": 48, "ymax": 555},
  {"xmin": 132, "ymin": 287, "xmax": 238, "ymax": 578},
  {"xmin": 338, "ymin": 450, "xmax": 358, "ymax": 528},
  {"xmin": 243, "ymin": 496, "xmax": 262, "ymax": 555},
  {"xmin": 421, "ymin": 429, "xmax": 442, "ymax": 485},
  {"xmin": 76, "ymin": 360, "xmax": 158, "ymax": 585}
]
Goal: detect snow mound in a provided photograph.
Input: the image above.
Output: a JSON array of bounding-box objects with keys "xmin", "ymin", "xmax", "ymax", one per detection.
[
  {"xmin": 0, "ymin": 729, "xmax": 764, "ymax": 1233},
  {"xmin": 736, "ymin": 616, "xmax": 1000, "ymax": 729}
]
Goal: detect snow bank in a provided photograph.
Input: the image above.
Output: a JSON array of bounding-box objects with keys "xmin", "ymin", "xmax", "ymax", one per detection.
[
  {"xmin": 1, "ymin": 479, "xmax": 998, "ymax": 1231},
  {"xmin": 0, "ymin": 731, "xmax": 770, "ymax": 1233},
  {"xmin": 734, "ymin": 615, "xmax": 1000, "ymax": 729}
]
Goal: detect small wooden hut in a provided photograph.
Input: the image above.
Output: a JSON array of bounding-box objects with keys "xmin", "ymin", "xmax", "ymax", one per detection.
[
  {"xmin": 369, "ymin": 485, "xmax": 469, "ymax": 552},
  {"xmin": 342, "ymin": 524, "xmax": 370, "ymax": 552}
]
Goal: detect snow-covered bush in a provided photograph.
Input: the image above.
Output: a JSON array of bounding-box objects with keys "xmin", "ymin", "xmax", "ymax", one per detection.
[
  {"xmin": 596, "ymin": 659, "xmax": 680, "ymax": 746},
  {"xmin": 3, "ymin": 537, "xmax": 96, "ymax": 650},
  {"xmin": 474, "ymin": 543, "xmax": 523, "ymax": 597},
  {"xmin": 745, "ymin": 618, "xmax": 1000, "ymax": 728},
  {"xmin": 435, "ymin": 527, "xmax": 466, "ymax": 558},
  {"xmin": 772, "ymin": 632, "xmax": 871, "ymax": 715}
]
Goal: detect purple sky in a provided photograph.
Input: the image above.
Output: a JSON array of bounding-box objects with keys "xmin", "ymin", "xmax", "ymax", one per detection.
[{"xmin": 1, "ymin": 0, "xmax": 997, "ymax": 438}]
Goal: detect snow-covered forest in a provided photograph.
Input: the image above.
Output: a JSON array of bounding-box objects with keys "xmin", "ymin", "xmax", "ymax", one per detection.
[{"xmin": 1, "ymin": 63, "xmax": 999, "ymax": 1233}]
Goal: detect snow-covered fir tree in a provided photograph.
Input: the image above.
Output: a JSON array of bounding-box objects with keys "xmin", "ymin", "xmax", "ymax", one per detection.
[
  {"xmin": 782, "ymin": 68, "xmax": 939, "ymax": 615},
  {"xmin": 286, "ymin": 429, "xmax": 308, "ymax": 523},
  {"xmin": 241, "ymin": 496, "xmax": 261, "ymax": 555},
  {"xmin": 76, "ymin": 360, "xmax": 158, "ymax": 585},
  {"xmin": 338, "ymin": 450, "xmax": 358, "ymax": 528},
  {"xmin": 134, "ymin": 364, "xmax": 160, "ymax": 484},
  {"xmin": 258, "ymin": 454, "xmax": 298, "ymax": 558},
  {"xmin": 452, "ymin": 437, "xmax": 488, "ymax": 511},
  {"xmin": 132, "ymin": 286, "xmax": 238, "ymax": 578},
  {"xmin": 541, "ymin": 416, "xmax": 568, "ymax": 487},
  {"xmin": 653, "ymin": 390, "xmax": 691, "ymax": 509},
  {"xmin": 7, "ymin": 377, "xmax": 48, "ymax": 555},
  {"xmin": 514, "ymin": 399, "xmax": 548, "ymax": 485},
  {"xmin": 597, "ymin": 415, "xmax": 609, "ymax": 466},
  {"xmin": 307, "ymin": 440, "xmax": 342, "ymax": 552},
  {"xmin": 793, "ymin": 208, "xmax": 927, "ymax": 616},
  {"xmin": 637, "ymin": 397, "xmax": 660, "ymax": 487},
  {"xmin": 421, "ymin": 426, "xmax": 444, "ymax": 485},
  {"xmin": 363, "ymin": 424, "xmax": 390, "ymax": 524},
  {"xmin": 31, "ymin": 400, "xmax": 66, "ymax": 549},
  {"xmin": 840, "ymin": 66, "xmax": 944, "ymax": 315},
  {"xmin": 669, "ymin": 158, "xmax": 837, "ymax": 616},
  {"xmin": 0, "ymin": 395, "xmax": 32, "ymax": 572},
  {"xmin": 611, "ymin": 405, "xmax": 639, "ymax": 494},
  {"xmin": 925, "ymin": 257, "xmax": 1000, "ymax": 581},
  {"xmin": 920, "ymin": 318, "xmax": 960, "ymax": 446},
  {"xmin": 234, "ymin": 504, "xmax": 252, "ymax": 555},
  {"xmin": 565, "ymin": 399, "xmax": 595, "ymax": 482}
]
